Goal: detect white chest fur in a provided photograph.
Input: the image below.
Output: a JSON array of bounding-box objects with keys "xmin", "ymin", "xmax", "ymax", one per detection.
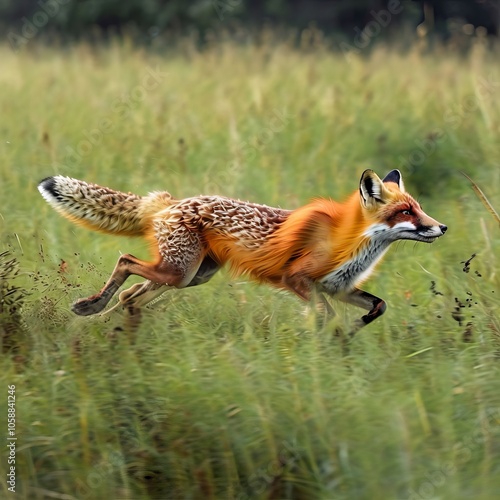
[{"xmin": 318, "ymin": 237, "xmax": 391, "ymax": 295}]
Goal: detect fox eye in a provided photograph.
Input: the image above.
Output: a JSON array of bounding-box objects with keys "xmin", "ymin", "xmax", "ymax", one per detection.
[{"xmin": 401, "ymin": 209, "xmax": 412, "ymax": 216}]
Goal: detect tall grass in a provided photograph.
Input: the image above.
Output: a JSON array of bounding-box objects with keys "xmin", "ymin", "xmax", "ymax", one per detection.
[{"xmin": 0, "ymin": 35, "xmax": 499, "ymax": 499}]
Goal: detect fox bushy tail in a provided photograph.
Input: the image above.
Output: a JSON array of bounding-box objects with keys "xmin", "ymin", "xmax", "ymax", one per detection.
[{"xmin": 38, "ymin": 176, "xmax": 173, "ymax": 236}]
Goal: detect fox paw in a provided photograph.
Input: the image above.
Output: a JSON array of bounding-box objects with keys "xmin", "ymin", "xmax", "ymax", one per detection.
[{"xmin": 72, "ymin": 296, "xmax": 107, "ymax": 316}]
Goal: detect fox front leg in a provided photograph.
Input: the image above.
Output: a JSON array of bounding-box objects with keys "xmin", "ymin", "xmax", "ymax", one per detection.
[
  {"xmin": 311, "ymin": 291, "xmax": 338, "ymax": 328},
  {"xmin": 338, "ymin": 288, "xmax": 387, "ymax": 336}
]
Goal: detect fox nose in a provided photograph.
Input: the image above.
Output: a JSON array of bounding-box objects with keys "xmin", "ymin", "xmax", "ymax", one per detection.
[{"xmin": 439, "ymin": 224, "xmax": 448, "ymax": 234}]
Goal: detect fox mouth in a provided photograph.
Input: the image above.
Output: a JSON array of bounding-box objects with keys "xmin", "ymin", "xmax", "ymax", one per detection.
[
  {"xmin": 414, "ymin": 227, "xmax": 447, "ymax": 243},
  {"xmin": 399, "ymin": 227, "xmax": 447, "ymax": 243},
  {"xmin": 417, "ymin": 234, "xmax": 440, "ymax": 243}
]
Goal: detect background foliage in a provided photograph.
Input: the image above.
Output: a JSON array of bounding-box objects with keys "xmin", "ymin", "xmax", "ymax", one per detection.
[
  {"xmin": 1, "ymin": 0, "xmax": 500, "ymax": 43},
  {"xmin": 0, "ymin": 7, "xmax": 499, "ymax": 500}
]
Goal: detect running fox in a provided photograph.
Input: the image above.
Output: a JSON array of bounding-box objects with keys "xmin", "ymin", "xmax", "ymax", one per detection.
[{"xmin": 38, "ymin": 170, "xmax": 447, "ymax": 334}]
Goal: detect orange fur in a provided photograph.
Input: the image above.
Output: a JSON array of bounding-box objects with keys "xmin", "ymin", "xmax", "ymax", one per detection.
[
  {"xmin": 39, "ymin": 170, "xmax": 447, "ymax": 334},
  {"xmin": 194, "ymin": 193, "xmax": 373, "ymax": 283}
]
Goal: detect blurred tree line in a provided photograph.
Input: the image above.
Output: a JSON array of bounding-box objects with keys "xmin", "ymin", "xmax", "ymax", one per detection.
[{"xmin": 1, "ymin": 0, "xmax": 499, "ymax": 44}]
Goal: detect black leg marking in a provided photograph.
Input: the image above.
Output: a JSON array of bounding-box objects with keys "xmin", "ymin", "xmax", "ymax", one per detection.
[{"xmin": 337, "ymin": 288, "xmax": 387, "ymax": 336}]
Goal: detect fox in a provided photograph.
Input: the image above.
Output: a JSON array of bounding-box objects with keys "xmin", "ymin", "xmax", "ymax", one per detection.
[{"xmin": 38, "ymin": 169, "xmax": 447, "ymax": 334}]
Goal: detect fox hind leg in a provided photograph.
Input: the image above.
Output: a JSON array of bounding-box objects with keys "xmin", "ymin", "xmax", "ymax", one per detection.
[
  {"xmin": 73, "ymin": 224, "xmax": 207, "ymax": 316},
  {"xmin": 113, "ymin": 255, "xmax": 221, "ymax": 312},
  {"xmin": 113, "ymin": 281, "xmax": 169, "ymax": 312},
  {"xmin": 72, "ymin": 253, "xmax": 188, "ymax": 316}
]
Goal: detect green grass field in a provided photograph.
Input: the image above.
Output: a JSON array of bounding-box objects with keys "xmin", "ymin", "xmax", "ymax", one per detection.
[{"xmin": 1, "ymin": 35, "xmax": 499, "ymax": 499}]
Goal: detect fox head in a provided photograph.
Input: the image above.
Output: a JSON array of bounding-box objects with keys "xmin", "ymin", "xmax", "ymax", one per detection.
[{"xmin": 359, "ymin": 169, "xmax": 447, "ymax": 243}]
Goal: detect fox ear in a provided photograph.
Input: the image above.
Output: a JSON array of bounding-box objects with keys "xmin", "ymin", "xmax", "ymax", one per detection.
[
  {"xmin": 359, "ymin": 170, "xmax": 387, "ymax": 209},
  {"xmin": 382, "ymin": 169, "xmax": 405, "ymax": 192}
]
